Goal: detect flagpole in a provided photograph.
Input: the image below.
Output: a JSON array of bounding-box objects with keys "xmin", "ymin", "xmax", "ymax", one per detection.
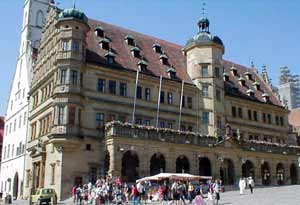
[
  {"xmin": 132, "ymin": 70, "xmax": 139, "ymax": 124},
  {"xmin": 178, "ymin": 80, "xmax": 184, "ymax": 130},
  {"xmin": 156, "ymin": 75, "xmax": 163, "ymax": 128}
]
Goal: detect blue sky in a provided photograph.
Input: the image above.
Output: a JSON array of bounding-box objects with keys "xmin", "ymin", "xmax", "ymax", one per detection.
[{"xmin": 0, "ymin": 0, "xmax": 299, "ymax": 115}]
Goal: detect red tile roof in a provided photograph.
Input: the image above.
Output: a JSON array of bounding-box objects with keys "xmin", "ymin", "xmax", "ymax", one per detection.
[{"xmin": 85, "ymin": 19, "xmax": 282, "ymax": 107}]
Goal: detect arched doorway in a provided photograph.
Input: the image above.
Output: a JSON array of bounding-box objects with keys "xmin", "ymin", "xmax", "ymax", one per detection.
[
  {"xmin": 199, "ymin": 157, "xmax": 212, "ymax": 176},
  {"xmin": 176, "ymin": 155, "xmax": 190, "ymax": 173},
  {"xmin": 261, "ymin": 162, "xmax": 271, "ymax": 185},
  {"xmin": 242, "ymin": 160, "xmax": 254, "ymax": 178},
  {"xmin": 13, "ymin": 172, "xmax": 19, "ymax": 199},
  {"xmin": 150, "ymin": 153, "xmax": 166, "ymax": 175},
  {"xmin": 220, "ymin": 159, "xmax": 235, "ymax": 185},
  {"xmin": 121, "ymin": 151, "xmax": 139, "ymax": 182},
  {"xmin": 290, "ymin": 163, "xmax": 298, "ymax": 185},
  {"xmin": 276, "ymin": 163, "xmax": 284, "ymax": 185}
]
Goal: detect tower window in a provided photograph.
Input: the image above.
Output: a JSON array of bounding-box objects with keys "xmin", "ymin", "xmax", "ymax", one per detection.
[
  {"xmin": 153, "ymin": 43, "xmax": 162, "ymax": 53},
  {"xmin": 202, "ymin": 85, "xmax": 209, "ymax": 97},
  {"xmin": 125, "ymin": 34, "xmax": 135, "ymax": 46},
  {"xmin": 108, "ymin": 80, "xmax": 116, "ymax": 94},
  {"xmin": 232, "ymin": 106, "xmax": 237, "ymax": 117},
  {"xmin": 145, "ymin": 88, "xmax": 151, "ymax": 101},
  {"xmin": 71, "ymin": 41, "xmax": 80, "ymax": 52},
  {"xmin": 136, "ymin": 86, "xmax": 142, "ymax": 99},
  {"xmin": 159, "ymin": 54, "xmax": 169, "ymax": 65},
  {"xmin": 119, "ymin": 82, "xmax": 127, "ymax": 97},
  {"xmin": 187, "ymin": 97, "xmax": 193, "ymax": 109},
  {"xmin": 167, "ymin": 92, "xmax": 173, "ymax": 104},
  {"xmin": 131, "ymin": 47, "xmax": 140, "ymax": 58},
  {"xmin": 95, "ymin": 26, "xmax": 104, "ymax": 37},
  {"xmin": 201, "ymin": 65, "xmax": 209, "ymax": 77}
]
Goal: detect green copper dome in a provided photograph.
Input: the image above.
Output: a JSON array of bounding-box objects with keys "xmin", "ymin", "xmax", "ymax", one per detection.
[{"xmin": 58, "ymin": 8, "xmax": 88, "ymax": 23}]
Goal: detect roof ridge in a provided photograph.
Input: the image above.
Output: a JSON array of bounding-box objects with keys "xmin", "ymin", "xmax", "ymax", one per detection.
[{"xmin": 88, "ymin": 18, "xmax": 184, "ymax": 49}]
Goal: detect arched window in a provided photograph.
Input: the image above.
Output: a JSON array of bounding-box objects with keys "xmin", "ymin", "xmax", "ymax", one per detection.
[{"xmin": 36, "ymin": 10, "xmax": 44, "ymax": 27}]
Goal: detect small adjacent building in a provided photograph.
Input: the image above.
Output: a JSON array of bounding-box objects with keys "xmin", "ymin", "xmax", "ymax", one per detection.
[{"xmin": 24, "ymin": 5, "xmax": 300, "ymax": 200}]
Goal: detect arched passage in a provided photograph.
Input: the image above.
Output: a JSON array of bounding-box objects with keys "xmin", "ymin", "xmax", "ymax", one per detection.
[
  {"xmin": 220, "ymin": 159, "xmax": 235, "ymax": 185},
  {"xmin": 261, "ymin": 162, "xmax": 271, "ymax": 185},
  {"xmin": 121, "ymin": 151, "xmax": 139, "ymax": 182},
  {"xmin": 290, "ymin": 163, "xmax": 298, "ymax": 185},
  {"xmin": 242, "ymin": 160, "xmax": 254, "ymax": 178},
  {"xmin": 13, "ymin": 172, "xmax": 19, "ymax": 199},
  {"xmin": 199, "ymin": 157, "xmax": 212, "ymax": 176},
  {"xmin": 276, "ymin": 163, "xmax": 284, "ymax": 185},
  {"xmin": 176, "ymin": 155, "xmax": 190, "ymax": 173},
  {"xmin": 150, "ymin": 153, "xmax": 166, "ymax": 175}
]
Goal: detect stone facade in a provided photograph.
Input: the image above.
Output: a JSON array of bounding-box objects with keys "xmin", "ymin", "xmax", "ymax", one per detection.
[{"xmin": 23, "ymin": 5, "xmax": 300, "ymax": 201}]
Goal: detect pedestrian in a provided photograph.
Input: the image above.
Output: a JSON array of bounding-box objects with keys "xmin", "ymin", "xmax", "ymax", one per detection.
[
  {"xmin": 71, "ymin": 185, "xmax": 77, "ymax": 203},
  {"xmin": 248, "ymin": 177, "xmax": 254, "ymax": 194},
  {"xmin": 213, "ymin": 180, "xmax": 221, "ymax": 205},
  {"xmin": 207, "ymin": 180, "xmax": 214, "ymax": 202},
  {"xmin": 239, "ymin": 177, "xmax": 246, "ymax": 195},
  {"xmin": 171, "ymin": 181, "xmax": 180, "ymax": 205},
  {"xmin": 75, "ymin": 185, "xmax": 83, "ymax": 205},
  {"xmin": 188, "ymin": 181, "xmax": 195, "ymax": 203},
  {"xmin": 131, "ymin": 184, "xmax": 139, "ymax": 205}
]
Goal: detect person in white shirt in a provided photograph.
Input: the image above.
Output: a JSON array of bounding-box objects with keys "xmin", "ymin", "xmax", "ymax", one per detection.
[
  {"xmin": 239, "ymin": 178, "xmax": 246, "ymax": 195},
  {"xmin": 248, "ymin": 177, "xmax": 254, "ymax": 194}
]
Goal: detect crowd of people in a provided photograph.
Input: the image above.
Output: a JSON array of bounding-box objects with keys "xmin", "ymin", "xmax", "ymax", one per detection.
[
  {"xmin": 71, "ymin": 176, "xmax": 223, "ymax": 205},
  {"xmin": 239, "ymin": 177, "xmax": 255, "ymax": 195}
]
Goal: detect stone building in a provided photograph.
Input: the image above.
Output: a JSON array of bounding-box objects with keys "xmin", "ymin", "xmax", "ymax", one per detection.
[
  {"xmin": 0, "ymin": 117, "xmax": 4, "ymax": 165},
  {"xmin": 0, "ymin": 0, "xmax": 49, "ymax": 199},
  {"xmin": 24, "ymin": 5, "xmax": 300, "ymax": 200}
]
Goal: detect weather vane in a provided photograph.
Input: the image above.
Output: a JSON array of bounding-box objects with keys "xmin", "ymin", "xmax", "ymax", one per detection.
[{"xmin": 202, "ymin": 2, "xmax": 206, "ymax": 17}]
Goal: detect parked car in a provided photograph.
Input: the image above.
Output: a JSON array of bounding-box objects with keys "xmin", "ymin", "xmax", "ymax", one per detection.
[{"xmin": 31, "ymin": 188, "xmax": 57, "ymax": 205}]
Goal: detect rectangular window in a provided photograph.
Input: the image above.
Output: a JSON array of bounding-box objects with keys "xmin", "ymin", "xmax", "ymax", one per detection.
[
  {"xmin": 159, "ymin": 121, "xmax": 165, "ymax": 128},
  {"xmin": 60, "ymin": 69, "xmax": 67, "ymax": 84},
  {"xmin": 97, "ymin": 79, "xmax": 105, "ymax": 93},
  {"xmin": 267, "ymin": 114, "xmax": 272, "ymax": 124},
  {"xmin": 19, "ymin": 115, "xmax": 22, "ymax": 128},
  {"xmin": 71, "ymin": 41, "xmax": 80, "ymax": 52},
  {"xmin": 263, "ymin": 113, "xmax": 266, "ymax": 123},
  {"xmin": 68, "ymin": 106, "xmax": 76, "ymax": 125},
  {"xmin": 232, "ymin": 106, "xmax": 237, "ymax": 117},
  {"xmin": 144, "ymin": 119, "xmax": 151, "ymax": 126},
  {"xmin": 14, "ymin": 119, "xmax": 17, "ymax": 132},
  {"xmin": 280, "ymin": 117, "xmax": 284, "ymax": 126},
  {"xmin": 253, "ymin": 111, "xmax": 258, "ymax": 121},
  {"xmin": 202, "ymin": 112, "xmax": 209, "ymax": 124},
  {"xmin": 160, "ymin": 91, "xmax": 165, "ymax": 103},
  {"xmin": 248, "ymin": 109, "xmax": 252, "ymax": 120},
  {"xmin": 62, "ymin": 41, "xmax": 69, "ymax": 51},
  {"xmin": 119, "ymin": 82, "xmax": 127, "ymax": 97},
  {"xmin": 145, "ymin": 88, "xmax": 151, "ymax": 101},
  {"xmin": 135, "ymin": 118, "xmax": 142, "ymax": 125},
  {"xmin": 187, "ymin": 97, "xmax": 193, "ymax": 109},
  {"xmin": 167, "ymin": 92, "xmax": 173, "ymax": 105},
  {"xmin": 24, "ymin": 112, "xmax": 27, "ymax": 126},
  {"xmin": 96, "ymin": 113, "xmax": 105, "ymax": 127},
  {"xmin": 71, "ymin": 70, "xmax": 78, "ymax": 85},
  {"xmin": 239, "ymin": 107, "xmax": 244, "ymax": 118},
  {"xmin": 108, "ymin": 80, "xmax": 116, "ymax": 94},
  {"xmin": 201, "ymin": 65, "xmax": 209, "ymax": 77},
  {"xmin": 215, "ymin": 67, "xmax": 220, "ymax": 78},
  {"xmin": 137, "ymin": 86, "xmax": 142, "ymax": 99},
  {"xmin": 167, "ymin": 122, "xmax": 173, "ymax": 129},
  {"xmin": 217, "ymin": 116, "xmax": 222, "ymax": 129},
  {"xmin": 202, "ymin": 85, "xmax": 209, "ymax": 97},
  {"xmin": 58, "ymin": 106, "xmax": 65, "ymax": 125},
  {"xmin": 216, "ymin": 89, "xmax": 221, "ymax": 101},
  {"xmin": 275, "ymin": 116, "xmax": 279, "ymax": 125}
]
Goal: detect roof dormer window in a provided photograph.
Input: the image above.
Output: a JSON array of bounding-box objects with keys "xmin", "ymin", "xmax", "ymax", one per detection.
[
  {"xmin": 262, "ymin": 92, "xmax": 270, "ymax": 102},
  {"xmin": 245, "ymin": 71, "xmax": 253, "ymax": 81},
  {"xmin": 253, "ymin": 81, "xmax": 260, "ymax": 90},
  {"xmin": 99, "ymin": 38, "xmax": 110, "ymax": 50},
  {"xmin": 131, "ymin": 47, "xmax": 140, "ymax": 58},
  {"xmin": 95, "ymin": 26, "xmax": 104, "ymax": 38},
  {"xmin": 104, "ymin": 51, "xmax": 116, "ymax": 64},
  {"xmin": 238, "ymin": 76, "xmax": 246, "ymax": 86},
  {"xmin": 159, "ymin": 54, "xmax": 168, "ymax": 65},
  {"xmin": 167, "ymin": 66, "xmax": 176, "ymax": 79},
  {"xmin": 153, "ymin": 43, "xmax": 162, "ymax": 53},
  {"xmin": 125, "ymin": 34, "xmax": 135, "ymax": 46},
  {"xmin": 138, "ymin": 60, "xmax": 148, "ymax": 72},
  {"xmin": 247, "ymin": 88, "xmax": 255, "ymax": 98},
  {"xmin": 223, "ymin": 72, "xmax": 229, "ymax": 81},
  {"xmin": 230, "ymin": 66, "xmax": 238, "ymax": 76}
]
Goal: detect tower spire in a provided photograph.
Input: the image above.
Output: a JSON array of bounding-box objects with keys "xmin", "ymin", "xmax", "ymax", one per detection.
[{"xmin": 202, "ymin": 2, "xmax": 206, "ymax": 17}]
